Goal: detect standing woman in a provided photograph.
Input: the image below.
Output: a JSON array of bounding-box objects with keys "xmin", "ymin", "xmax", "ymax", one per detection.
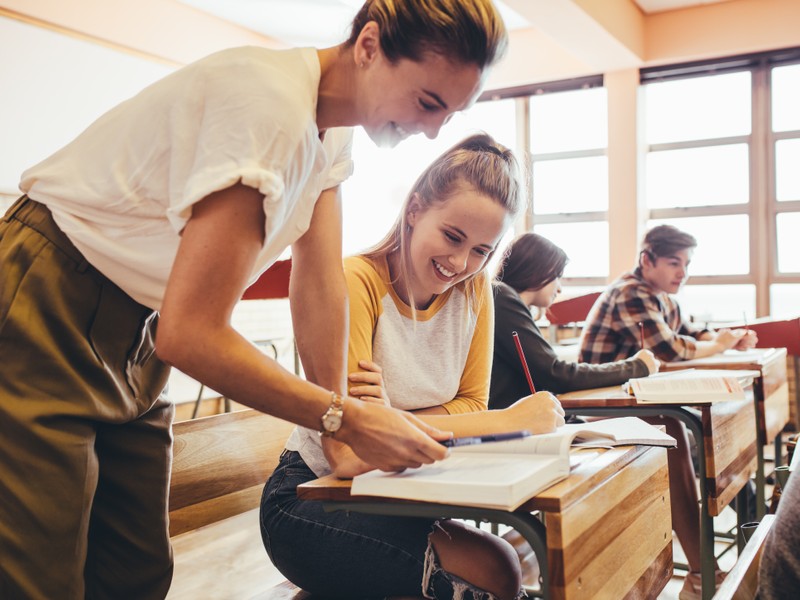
[
  {"xmin": 262, "ymin": 134, "xmax": 565, "ymax": 599},
  {"xmin": 0, "ymin": 2, "xmax": 508, "ymax": 598},
  {"xmin": 490, "ymin": 232, "xmax": 657, "ymax": 406}
]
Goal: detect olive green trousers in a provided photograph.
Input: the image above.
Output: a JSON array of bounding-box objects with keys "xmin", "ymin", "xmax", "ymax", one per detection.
[{"xmin": 0, "ymin": 196, "xmax": 174, "ymax": 599}]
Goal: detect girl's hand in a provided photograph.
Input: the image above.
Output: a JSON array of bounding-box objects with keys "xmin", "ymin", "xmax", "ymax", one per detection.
[
  {"xmin": 348, "ymin": 360, "xmax": 390, "ymax": 405},
  {"xmin": 633, "ymin": 349, "xmax": 660, "ymax": 374},
  {"xmin": 504, "ymin": 391, "xmax": 565, "ymax": 434}
]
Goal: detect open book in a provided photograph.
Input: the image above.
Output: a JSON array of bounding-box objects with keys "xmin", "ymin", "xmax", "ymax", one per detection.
[
  {"xmin": 626, "ymin": 369, "xmax": 757, "ymax": 404},
  {"xmin": 351, "ymin": 417, "xmax": 676, "ymax": 511}
]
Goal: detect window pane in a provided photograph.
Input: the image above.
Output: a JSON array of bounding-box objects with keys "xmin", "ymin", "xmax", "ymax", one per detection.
[
  {"xmin": 770, "ymin": 284, "xmax": 800, "ymax": 319},
  {"xmin": 644, "ymin": 71, "xmax": 751, "ymax": 143},
  {"xmin": 533, "ymin": 222, "xmax": 609, "ymax": 278},
  {"xmin": 772, "ymin": 63, "xmax": 800, "ymax": 133},
  {"xmin": 776, "ymin": 212, "xmax": 800, "ymax": 273},
  {"xmin": 676, "ymin": 284, "xmax": 755, "ymax": 324},
  {"xmin": 530, "ymin": 87, "xmax": 607, "ymax": 153},
  {"xmin": 341, "ymin": 99, "xmax": 517, "ymax": 256},
  {"xmin": 645, "ymin": 144, "xmax": 749, "ymax": 208},
  {"xmin": 776, "ymin": 138, "xmax": 800, "ymax": 202},
  {"xmin": 532, "ymin": 156, "xmax": 608, "ymax": 214},
  {"xmin": 647, "ymin": 215, "xmax": 750, "ymax": 276}
]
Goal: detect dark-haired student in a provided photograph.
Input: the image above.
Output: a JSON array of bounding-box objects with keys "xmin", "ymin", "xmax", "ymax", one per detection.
[
  {"xmin": 578, "ymin": 224, "xmax": 757, "ymax": 599},
  {"xmin": 489, "ymin": 232, "xmax": 657, "ymax": 405},
  {"xmin": 579, "ymin": 224, "xmax": 757, "ymax": 365}
]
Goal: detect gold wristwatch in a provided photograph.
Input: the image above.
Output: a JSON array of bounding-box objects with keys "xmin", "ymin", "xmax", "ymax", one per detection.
[{"xmin": 320, "ymin": 391, "xmax": 345, "ymax": 437}]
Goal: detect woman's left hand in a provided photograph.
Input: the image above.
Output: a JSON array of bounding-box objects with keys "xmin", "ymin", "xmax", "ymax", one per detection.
[{"xmin": 348, "ymin": 360, "xmax": 390, "ymax": 405}]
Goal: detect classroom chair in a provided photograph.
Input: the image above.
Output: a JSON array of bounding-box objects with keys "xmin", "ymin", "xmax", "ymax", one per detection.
[{"xmin": 545, "ymin": 291, "xmax": 601, "ymax": 344}]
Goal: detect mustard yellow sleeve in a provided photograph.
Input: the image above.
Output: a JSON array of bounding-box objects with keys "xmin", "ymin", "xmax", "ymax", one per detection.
[
  {"xmin": 440, "ymin": 274, "xmax": 493, "ymax": 415},
  {"xmin": 344, "ymin": 256, "xmax": 385, "ymax": 379}
]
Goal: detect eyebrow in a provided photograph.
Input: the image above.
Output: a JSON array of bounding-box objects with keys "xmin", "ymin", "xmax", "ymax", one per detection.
[
  {"xmin": 422, "ymin": 89, "xmax": 448, "ymax": 110},
  {"xmin": 448, "ymin": 225, "xmax": 495, "ymax": 251}
]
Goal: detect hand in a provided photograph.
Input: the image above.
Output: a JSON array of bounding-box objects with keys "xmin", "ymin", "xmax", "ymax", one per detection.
[
  {"xmin": 734, "ymin": 329, "xmax": 758, "ymax": 350},
  {"xmin": 505, "ymin": 391, "xmax": 565, "ymax": 434},
  {"xmin": 713, "ymin": 328, "xmax": 745, "ymax": 351},
  {"xmin": 633, "ymin": 349, "xmax": 660, "ymax": 374},
  {"xmin": 335, "ymin": 399, "xmax": 452, "ymax": 472},
  {"xmin": 348, "ymin": 360, "xmax": 390, "ymax": 405}
]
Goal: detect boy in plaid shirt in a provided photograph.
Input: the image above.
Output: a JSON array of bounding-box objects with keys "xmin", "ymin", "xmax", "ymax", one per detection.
[{"xmin": 579, "ymin": 224, "xmax": 756, "ymax": 364}]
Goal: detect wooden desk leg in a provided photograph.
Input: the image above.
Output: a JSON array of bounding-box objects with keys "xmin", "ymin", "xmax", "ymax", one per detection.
[{"xmin": 320, "ymin": 501, "xmax": 550, "ymax": 598}]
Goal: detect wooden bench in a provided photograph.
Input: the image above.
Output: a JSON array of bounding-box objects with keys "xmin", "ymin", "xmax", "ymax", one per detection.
[{"xmin": 166, "ymin": 409, "xmax": 304, "ymax": 599}]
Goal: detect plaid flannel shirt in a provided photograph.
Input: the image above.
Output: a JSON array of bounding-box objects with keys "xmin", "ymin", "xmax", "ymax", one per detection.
[{"xmin": 579, "ymin": 270, "xmax": 708, "ymax": 364}]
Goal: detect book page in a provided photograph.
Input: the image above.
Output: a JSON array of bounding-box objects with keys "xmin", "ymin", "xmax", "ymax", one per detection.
[
  {"xmin": 628, "ymin": 370, "xmax": 747, "ymax": 403},
  {"xmin": 351, "ymin": 453, "xmax": 569, "ymax": 511},
  {"xmin": 564, "ymin": 417, "xmax": 677, "ymax": 448},
  {"xmin": 452, "ymin": 428, "xmax": 573, "ymax": 457}
]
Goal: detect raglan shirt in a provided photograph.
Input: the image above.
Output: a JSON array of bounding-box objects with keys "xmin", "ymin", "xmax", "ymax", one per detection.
[
  {"xmin": 287, "ymin": 254, "xmax": 494, "ymax": 476},
  {"xmin": 489, "ymin": 281, "xmax": 648, "ymax": 408},
  {"xmin": 579, "ymin": 270, "xmax": 708, "ymax": 364},
  {"xmin": 19, "ymin": 46, "xmax": 353, "ymax": 310}
]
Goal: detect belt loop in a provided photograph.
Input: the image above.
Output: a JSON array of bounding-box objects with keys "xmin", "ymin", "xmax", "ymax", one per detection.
[{"xmin": 3, "ymin": 195, "xmax": 29, "ymax": 222}]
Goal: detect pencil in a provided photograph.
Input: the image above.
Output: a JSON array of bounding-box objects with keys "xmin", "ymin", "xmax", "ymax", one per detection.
[
  {"xmin": 639, "ymin": 322, "xmax": 645, "ymax": 350},
  {"xmin": 512, "ymin": 331, "xmax": 536, "ymax": 394}
]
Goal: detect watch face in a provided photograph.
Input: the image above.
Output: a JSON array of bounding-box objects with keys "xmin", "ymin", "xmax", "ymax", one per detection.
[{"xmin": 323, "ymin": 412, "xmax": 343, "ymax": 432}]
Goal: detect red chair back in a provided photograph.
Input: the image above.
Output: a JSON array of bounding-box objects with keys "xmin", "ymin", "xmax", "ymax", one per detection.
[
  {"xmin": 546, "ymin": 292, "xmax": 601, "ymax": 326},
  {"xmin": 241, "ymin": 259, "xmax": 292, "ymax": 300},
  {"xmin": 732, "ymin": 317, "xmax": 800, "ymax": 357}
]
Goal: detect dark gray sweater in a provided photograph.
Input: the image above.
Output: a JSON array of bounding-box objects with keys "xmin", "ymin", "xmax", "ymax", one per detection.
[{"xmin": 489, "ymin": 282, "xmax": 648, "ymax": 409}]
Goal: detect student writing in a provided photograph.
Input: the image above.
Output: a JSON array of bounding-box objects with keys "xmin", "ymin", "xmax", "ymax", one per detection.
[
  {"xmin": 489, "ymin": 232, "xmax": 658, "ymax": 407},
  {"xmin": 0, "ymin": 2, "xmax": 508, "ymax": 598},
  {"xmin": 260, "ymin": 134, "xmax": 565, "ymax": 600}
]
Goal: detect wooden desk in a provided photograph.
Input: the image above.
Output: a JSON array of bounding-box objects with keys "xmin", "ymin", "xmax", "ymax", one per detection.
[
  {"xmin": 298, "ymin": 445, "xmax": 672, "ymax": 600},
  {"xmin": 557, "ymin": 386, "xmax": 757, "ymax": 600},
  {"xmin": 661, "ymin": 348, "xmax": 790, "ymax": 518}
]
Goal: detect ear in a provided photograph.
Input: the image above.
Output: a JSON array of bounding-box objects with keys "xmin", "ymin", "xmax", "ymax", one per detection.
[
  {"xmin": 639, "ymin": 250, "xmax": 655, "ymax": 270},
  {"xmin": 353, "ymin": 21, "xmax": 381, "ymax": 68},
  {"xmin": 407, "ymin": 193, "xmax": 423, "ymax": 227}
]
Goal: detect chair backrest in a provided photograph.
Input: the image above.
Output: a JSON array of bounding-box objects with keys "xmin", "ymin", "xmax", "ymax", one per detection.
[
  {"xmin": 712, "ymin": 515, "xmax": 775, "ymax": 600},
  {"xmin": 241, "ymin": 258, "xmax": 292, "ymax": 300},
  {"xmin": 546, "ymin": 291, "xmax": 601, "ymax": 326},
  {"xmin": 731, "ymin": 316, "xmax": 800, "ymax": 357},
  {"xmin": 169, "ymin": 409, "xmax": 295, "ymax": 536}
]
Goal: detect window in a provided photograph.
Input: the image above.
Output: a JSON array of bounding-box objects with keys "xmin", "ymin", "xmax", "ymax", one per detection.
[
  {"xmin": 641, "ymin": 48, "xmax": 800, "ymax": 319},
  {"xmin": 529, "ymin": 81, "xmax": 609, "ymax": 286}
]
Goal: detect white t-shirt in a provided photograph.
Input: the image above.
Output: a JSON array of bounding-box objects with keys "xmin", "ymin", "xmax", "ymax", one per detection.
[{"xmin": 20, "ymin": 46, "xmax": 354, "ymax": 310}]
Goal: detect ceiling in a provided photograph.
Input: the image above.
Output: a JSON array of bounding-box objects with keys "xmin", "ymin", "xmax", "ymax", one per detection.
[{"xmin": 176, "ymin": 0, "xmax": 734, "ymax": 48}]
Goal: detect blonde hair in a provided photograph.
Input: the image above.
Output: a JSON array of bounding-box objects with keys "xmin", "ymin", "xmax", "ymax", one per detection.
[
  {"xmin": 345, "ymin": 0, "xmax": 507, "ymax": 68},
  {"xmin": 364, "ymin": 133, "xmax": 523, "ymax": 317}
]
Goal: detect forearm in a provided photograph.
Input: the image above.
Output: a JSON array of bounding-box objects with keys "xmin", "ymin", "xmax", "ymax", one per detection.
[
  {"xmin": 692, "ymin": 339, "xmax": 727, "ymax": 358},
  {"xmin": 158, "ymin": 320, "xmax": 333, "ymax": 429},
  {"xmin": 291, "ymin": 268, "xmax": 348, "ymax": 392}
]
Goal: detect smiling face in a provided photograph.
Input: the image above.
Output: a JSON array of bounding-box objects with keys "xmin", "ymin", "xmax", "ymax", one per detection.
[
  {"xmin": 360, "ymin": 52, "xmax": 484, "ymax": 147},
  {"xmin": 641, "ymin": 248, "xmax": 692, "ymax": 294},
  {"xmin": 399, "ymin": 185, "xmax": 511, "ymax": 308}
]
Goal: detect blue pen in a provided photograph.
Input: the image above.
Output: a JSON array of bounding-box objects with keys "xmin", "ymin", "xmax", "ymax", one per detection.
[{"xmin": 441, "ymin": 430, "xmax": 532, "ymax": 448}]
